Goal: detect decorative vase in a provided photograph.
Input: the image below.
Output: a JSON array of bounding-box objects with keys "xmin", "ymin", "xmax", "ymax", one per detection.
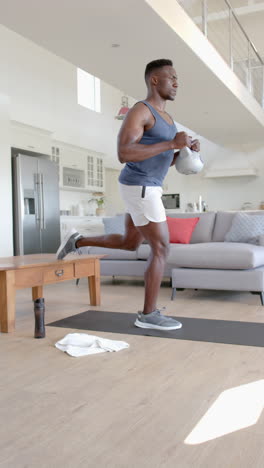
[{"xmin": 96, "ymin": 207, "xmax": 105, "ymax": 216}]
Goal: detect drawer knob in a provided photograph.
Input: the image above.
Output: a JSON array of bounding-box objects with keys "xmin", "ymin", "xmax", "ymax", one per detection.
[{"xmin": 55, "ymin": 269, "xmax": 64, "ymax": 277}]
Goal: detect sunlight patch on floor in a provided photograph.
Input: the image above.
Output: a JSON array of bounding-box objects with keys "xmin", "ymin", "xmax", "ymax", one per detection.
[{"xmin": 185, "ymin": 380, "xmax": 264, "ymax": 444}]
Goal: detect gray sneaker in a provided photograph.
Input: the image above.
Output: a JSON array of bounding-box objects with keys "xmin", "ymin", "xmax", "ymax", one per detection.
[
  {"xmin": 56, "ymin": 228, "xmax": 83, "ymax": 260},
  {"xmin": 134, "ymin": 309, "xmax": 182, "ymax": 331}
]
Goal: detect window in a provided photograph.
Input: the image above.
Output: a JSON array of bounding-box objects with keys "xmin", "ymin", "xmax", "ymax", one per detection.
[{"xmin": 77, "ymin": 68, "xmax": 101, "ymax": 112}]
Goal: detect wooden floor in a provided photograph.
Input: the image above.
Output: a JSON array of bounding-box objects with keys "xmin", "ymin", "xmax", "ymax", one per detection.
[{"xmin": 1, "ymin": 278, "xmax": 264, "ymax": 468}]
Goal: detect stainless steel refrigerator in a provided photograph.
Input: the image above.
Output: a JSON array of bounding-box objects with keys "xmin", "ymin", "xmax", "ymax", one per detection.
[{"xmin": 12, "ymin": 151, "xmax": 61, "ymax": 255}]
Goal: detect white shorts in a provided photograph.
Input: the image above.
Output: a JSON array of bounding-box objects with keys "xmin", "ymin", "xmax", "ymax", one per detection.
[{"xmin": 119, "ymin": 183, "xmax": 166, "ymax": 227}]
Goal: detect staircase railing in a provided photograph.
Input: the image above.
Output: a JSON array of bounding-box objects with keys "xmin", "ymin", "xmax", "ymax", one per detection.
[{"xmin": 178, "ymin": 0, "xmax": 264, "ymax": 108}]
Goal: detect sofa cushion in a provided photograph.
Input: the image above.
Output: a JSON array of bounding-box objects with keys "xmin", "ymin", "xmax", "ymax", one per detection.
[
  {"xmin": 224, "ymin": 212, "xmax": 264, "ymax": 244},
  {"xmin": 166, "ymin": 217, "xmax": 199, "ymax": 243},
  {"xmin": 88, "ymin": 246, "xmax": 138, "ymax": 260},
  {"xmin": 102, "ymin": 213, "xmax": 149, "ymax": 244},
  {"xmin": 170, "ymin": 266, "xmax": 264, "ymax": 292},
  {"xmin": 137, "ymin": 244, "xmax": 151, "ymax": 260},
  {"xmin": 259, "ymin": 234, "xmax": 264, "ymax": 246},
  {"xmin": 212, "ymin": 210, "xmax": 264, "ymax": 242},
  {"xmin": 103, "ymin": 214, "xmax": 125, "ymax": 235},
  {"xmin": 169, "ymin": 243, "xmax": 264, "ymax": 269},
  {"xmin": 137, "ymin": 242, "xmax": 264, "ymax": 269},
  {"xmin": 167, "ymin": 212, "xmax": 216, "ymax": 243}
]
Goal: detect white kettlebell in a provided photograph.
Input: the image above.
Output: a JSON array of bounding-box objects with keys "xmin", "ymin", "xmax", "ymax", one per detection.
[{"xmin": 175, "ymin": 146, "xmax": 204, "ymax": 175}]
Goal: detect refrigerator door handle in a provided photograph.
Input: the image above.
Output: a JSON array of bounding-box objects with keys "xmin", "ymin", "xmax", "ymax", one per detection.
[
  {"xmin": 14, "ymin": 155, "xmax": 25, "ymax": 255},
  {"xmin": 34, "ymin": 173, "xmax": 41, "ymax": 227},
  {"xmin": 40, "ymin": 173, "xmax": 46, "ymax": 230}
]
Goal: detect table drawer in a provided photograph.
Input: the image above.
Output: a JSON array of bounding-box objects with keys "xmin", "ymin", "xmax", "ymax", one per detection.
[
  {"xmin": 15, "ymin": 268, "xmax": 43, "ymax": 288},
  {"xmin": 43, "ymin": 263, "xmax": 74, "ymax": 283},
  {"xmin": 74, "ymin": 261, "xmax": 95, "ymax": 278}
]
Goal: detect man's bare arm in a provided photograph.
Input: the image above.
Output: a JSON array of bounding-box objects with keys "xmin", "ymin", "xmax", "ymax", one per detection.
[{"xmin": 118, "ymin": 103, "xmax": 191, "ymax": 164}]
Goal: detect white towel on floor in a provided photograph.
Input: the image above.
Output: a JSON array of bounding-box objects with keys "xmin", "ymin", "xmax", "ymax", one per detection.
[{"xmin": 55, "ymin": 333, "xmax": 129, "ymax": 357}]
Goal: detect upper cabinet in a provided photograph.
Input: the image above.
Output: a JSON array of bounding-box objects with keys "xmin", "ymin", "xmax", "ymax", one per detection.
[
  {"xmin": 87, "ymin": 154, "xmax": 104, "ymax": 190},
  {"xmin": 53, "ymin": 140, "xmax": 105, "ymax": 192},
  {"xmin": 11, "ymin": 121, "xmax": 52, "ymax": 155},
  {"xmin": 203, "ymin": 167, "xmax": 258, "ymax": 178},
  {"xmin": 10, "ymin": 123, "xmax": 105, "ymax": 193}
]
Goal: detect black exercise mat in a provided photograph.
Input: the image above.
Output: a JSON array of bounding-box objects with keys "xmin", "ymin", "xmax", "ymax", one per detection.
[{"xmin": 47, "ymin": 310, "xmax": 264, "ymax": 347}]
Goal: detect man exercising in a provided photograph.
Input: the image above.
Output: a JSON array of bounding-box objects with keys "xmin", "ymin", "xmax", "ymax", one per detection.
[{"xmin": 56, "ymin": 58, "xmax": 200, "ymax": 331}]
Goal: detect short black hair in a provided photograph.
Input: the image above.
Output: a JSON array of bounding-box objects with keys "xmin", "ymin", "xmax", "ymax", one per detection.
[{"xmin": 145, "ymin": 59, "xmax": 173, "ymax": 82}]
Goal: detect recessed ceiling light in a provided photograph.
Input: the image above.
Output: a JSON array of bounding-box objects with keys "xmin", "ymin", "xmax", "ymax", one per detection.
[{"xmin": 111, "ymin": 43, "xmax": 120, "ymax": 48}]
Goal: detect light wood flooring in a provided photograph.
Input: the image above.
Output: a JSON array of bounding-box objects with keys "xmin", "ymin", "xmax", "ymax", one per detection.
[{"xmin": 1, "ymin": 278, "xmax": 264, "ymax": 468}]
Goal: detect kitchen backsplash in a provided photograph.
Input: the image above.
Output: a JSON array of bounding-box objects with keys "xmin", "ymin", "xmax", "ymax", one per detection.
[{"xmin": 59, "ymin": 190, "xmax": 96, "ymax": 216}]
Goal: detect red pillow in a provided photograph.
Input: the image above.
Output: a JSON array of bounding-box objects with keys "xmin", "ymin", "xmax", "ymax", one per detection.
[{"xmin": 166, "ymin": 217, "xmax": 199, "ymax": 244}]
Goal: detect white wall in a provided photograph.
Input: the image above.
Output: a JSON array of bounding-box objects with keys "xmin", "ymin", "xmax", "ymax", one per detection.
[
  {"xmin": 164, "ymin": 167, "xmax": 262, "ymax": 212},
  {"xmin": 0, "ymin": 28, "xmax": 13, "ymax": 255},
  {"xmin": 238, "ymin": 13, "xmax": 264, "ymax": 57},
  {"xmin": 162, "ymin": 122, "xmax": 264, "ymax": 212},
  {"xmin": 0, "ymin": 95, "xmax": 13, "ymax": 256},
  {"xmin": 0, "ymin": 24, "xmax": 129, "ymax": 252},
  {"xmin": 104, "ymin": 132, "xmax": 264, "ymax": 215},
  {"xmin": 105, "ymin": 169, "xmax": 126, "ymax": 216},
  {"xmin": 3, "ymin": 25, "xmax": 134, "ymax": 167}
]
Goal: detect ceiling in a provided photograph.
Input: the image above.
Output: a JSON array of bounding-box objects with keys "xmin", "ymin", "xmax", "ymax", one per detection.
[{"xmin": 0, "ymin": 0, "xmax": 264, "ymax": 147}]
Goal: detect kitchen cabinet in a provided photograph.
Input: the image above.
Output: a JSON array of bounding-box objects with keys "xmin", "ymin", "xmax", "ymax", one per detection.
[
  {"xmin": 11, "ymin": 121, "xmax": 52, "ymax": 155},
  {"xmin": 10, "ymin": 124, "xmax": 105, "ymax": 192},
  {"xmin": 53, "ymin": 141, "xmax": 105, "ymax": 192},
  {"xmin": 204, "ymin": 168, "xmax": 257, "ymax": 178},
  {"xmin": 87, "ymin": 153, "xmax": 105, "ymax": 191}
]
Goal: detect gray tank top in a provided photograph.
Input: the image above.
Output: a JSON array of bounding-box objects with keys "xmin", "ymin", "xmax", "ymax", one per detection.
[{"xmin": 119, "ymin": 100, "xmax": 177, "ymax": 186}]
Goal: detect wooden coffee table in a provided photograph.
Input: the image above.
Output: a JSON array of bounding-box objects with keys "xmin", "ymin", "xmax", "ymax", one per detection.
[{"xmin": 0, "ymin": 254, "xmax": 104, "ymax": 337}]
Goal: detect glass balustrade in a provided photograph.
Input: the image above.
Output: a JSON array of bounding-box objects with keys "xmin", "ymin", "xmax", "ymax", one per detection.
[{"xmin": 178, "ymin": 0, "xmax": 264, "ymax": 107}]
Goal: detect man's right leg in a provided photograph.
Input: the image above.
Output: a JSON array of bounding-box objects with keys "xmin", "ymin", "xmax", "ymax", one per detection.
[
  {"xmin": 56, "ymin": 214, "xmax": 144, "ymax": 260},
  {"xmin": 137, "ymin": 220, "xmax": 170, "ymax": 315},
  {"xmin": 134, "ymin": 220, "xmax": 182, "ymax": 331}
]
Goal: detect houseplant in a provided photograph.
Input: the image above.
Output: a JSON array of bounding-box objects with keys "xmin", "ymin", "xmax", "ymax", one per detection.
[{"xmin": 95, "ymin": 196, "xmax": 105, "ymax": 216}]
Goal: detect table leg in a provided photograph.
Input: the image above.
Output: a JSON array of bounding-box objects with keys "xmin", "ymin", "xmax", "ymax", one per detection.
[
  {"xmin": 0, "ymin": 270, "xmax": 16, "ymax": 333},
  {"xmin": 32, "ymin": 286, "xmax": 43, "ymax": 302},
  {"xmin": 88, "ymin": 259, "xmax": 101, "ymax": 305}
]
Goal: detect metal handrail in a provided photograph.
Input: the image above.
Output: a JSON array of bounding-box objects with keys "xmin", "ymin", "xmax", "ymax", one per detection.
[
  {"xmin": 224, "ymin": 0, "xmax": 263, "ymax": 65},
  {"xmin": 179, "ymin": 0, "xmax": 264, "ymax": 107}
]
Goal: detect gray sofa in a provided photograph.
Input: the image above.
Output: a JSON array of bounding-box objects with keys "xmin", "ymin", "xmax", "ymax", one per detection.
[{"xmin": 85, "ymin": 211, "xmax": 264, "ymax": 305}]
